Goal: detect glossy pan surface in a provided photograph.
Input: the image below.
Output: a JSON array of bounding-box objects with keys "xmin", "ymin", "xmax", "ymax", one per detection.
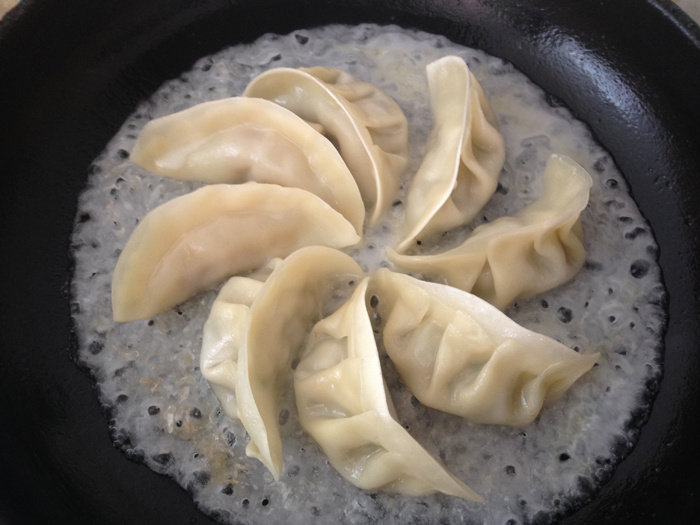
[{"xmin": 1, "ymin": 1, "xmax": 698, "ymax": 523}]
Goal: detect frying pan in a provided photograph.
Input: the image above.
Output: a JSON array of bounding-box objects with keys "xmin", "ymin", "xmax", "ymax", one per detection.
[{"xmin": 1, "ymin": 1, "xmax": 698, "ymax": 523}]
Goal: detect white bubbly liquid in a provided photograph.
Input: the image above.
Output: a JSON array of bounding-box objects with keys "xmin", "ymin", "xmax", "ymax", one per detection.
[{"xmin": 71, "ymin": 24, "xmax": 666, "ymax": 525}]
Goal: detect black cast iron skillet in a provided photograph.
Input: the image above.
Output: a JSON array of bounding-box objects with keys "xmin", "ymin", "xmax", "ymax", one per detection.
[{"xmin": 1, "ymin": 1, "xmax": 698, "ymax": 523}]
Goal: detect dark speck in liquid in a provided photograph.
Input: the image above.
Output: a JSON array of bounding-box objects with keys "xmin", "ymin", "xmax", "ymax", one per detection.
[
  {"xmin": 557, "ymin": 307, "xmax": 573, "ymax": 323},
  {"xmin": 625, "ymin": 227, "xmax": 647, "ymax": 240},
  {"xmin": 630, "ymin": 260, "xmax": 650, "ymax": 278}
]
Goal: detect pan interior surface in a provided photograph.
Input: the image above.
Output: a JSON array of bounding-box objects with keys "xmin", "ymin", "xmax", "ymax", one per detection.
[{"xmin": 1, "ymin": 1, "xmax": 698, "ymax": 524}]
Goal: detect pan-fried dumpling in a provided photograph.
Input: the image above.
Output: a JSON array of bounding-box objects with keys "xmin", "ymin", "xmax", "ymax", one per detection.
[
  {"xmin": 243, "ymin": 67, "xmax": 409, "ymax": 226},
  {"xmin": 395, "ymin": 56, "xmax": 505, "ymax": 252},
  {"xmin": 387, "ymin": 154, "xmax": 592, "ymax": 309},
  {"xmin": 130, "ymin": 97, "xmax": 364, "ymax": 233},
  {"xmin": 199, "ymin": 277, "xmax": 261, "ymax": 420},
  {"xmin": 369, "ymin": 269, "xmax": 599, "ymax": 426},
  {"xmin": 237, "ymin": 246, "xmax": 364, "ymax": 479},
  {"xmin": 295, "ymin": 278, "xmax": 481, "ymax": 500},
  {"xmin": 199, "ymin": 260, "xmax": 280, "ymax": 419},
  {"xmin": 111, "ymin": 183, "xmax": 360, "ymax": 322}
]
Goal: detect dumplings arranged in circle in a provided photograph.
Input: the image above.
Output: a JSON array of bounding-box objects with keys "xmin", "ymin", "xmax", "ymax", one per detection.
[{"xmin": 112, "ymin": 56, "xmax": 597, "ymax": 499}]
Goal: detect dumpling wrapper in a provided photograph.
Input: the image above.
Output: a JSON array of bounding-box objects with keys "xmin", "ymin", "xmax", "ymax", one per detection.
[
  {"xmin": 388, "ymin": 154, "xmax": 593, "ymax": 310},
  {"xmin": 111, "ymin": 183, "xmax": 360, "ymax": 322},
  {"xmin": 370, "ymin": 269, "xmax": 599, "ymax": 426},
  {"xmin": 129, "ymin": 97, "xmax": 364, "ymax": 233},
  {"xmin": 243, "ymin": 66, "xmax": 408, "ymax": 226},
  {"xmin": 395, "ymin": 55, "xmax": 505, "ymax": 252},
  {"xmin": 236, "ymin": 246, "xmax": 364, "ymax": 479},
  {"xmin": 295, "ymin": 277, "xmax": 481, "ymax": 500},
  {"xmin": 199, "ymin": 260, "xmax": 279, "ymax": 419}
]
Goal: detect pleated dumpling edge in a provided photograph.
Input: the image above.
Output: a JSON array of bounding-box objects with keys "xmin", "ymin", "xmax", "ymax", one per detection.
[
  {"xmin": 369, "ymin": 268, "xmax": 599, "ymax": 426},
  {"xmin": 388, "ymin": 153, "xmax": 593, "ymax": 310},
  {"xmin": 395, "ymin": 55, "xmax": 505, "ymax": 252}
]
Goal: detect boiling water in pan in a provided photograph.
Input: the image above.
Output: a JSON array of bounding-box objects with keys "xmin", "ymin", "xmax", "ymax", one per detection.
[{"xmin": 71, "ymin": 24, "xmax": 666, "ymax": 524}]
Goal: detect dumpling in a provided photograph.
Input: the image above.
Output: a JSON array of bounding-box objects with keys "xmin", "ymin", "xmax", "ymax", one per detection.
[
  {"xmin": 395, "ymin": 56, "xmax": 504, "ymax": 251},
  {"xmin": 199, "ymin": 276, "xmax": 262, "ymax": 420},
  {"xmin": 295, "ymin": 277, "xmax": 481, "ymax": 500},
  {"xmin": 395, "ymin": 56, "xmax": 505, "ymax": 252},
  {"xmin": 111, "ymin": 183, "xmax": 360, "ymax": 322},
  {"xmin": 243, "ymin": 66, "xmax": 409, "ymax": 225},
  {"xmin": 369, "ymin": 269, "xmax": 599, "ymax": 426},
  {"xmin": 130, "ymin": 97, "xmax": 364, "ymax": 232},
  {"xmin": 387, "ymin": 154, "xmax": 593, "ymax": 310},
  {"xmin": 236, "ymin": 246, "xmax": 364, "ymax": 479},
  {"xmin": 199, "ymin": 260, "xmax": 279, "ymax": 419}
]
